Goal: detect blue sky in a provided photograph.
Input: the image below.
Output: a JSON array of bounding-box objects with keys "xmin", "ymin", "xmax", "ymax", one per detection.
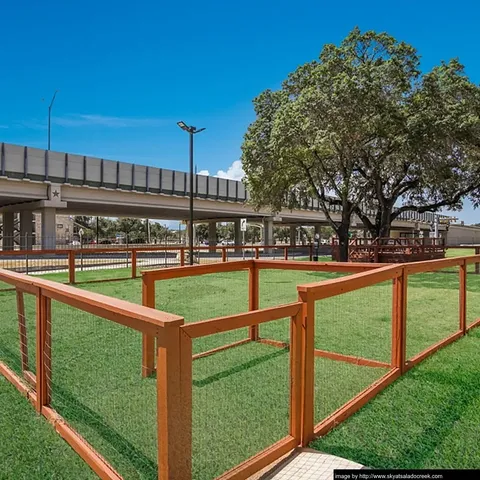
[{"xmin": 1, "ymin": 0, "xmax": 479, "ymax": 223}]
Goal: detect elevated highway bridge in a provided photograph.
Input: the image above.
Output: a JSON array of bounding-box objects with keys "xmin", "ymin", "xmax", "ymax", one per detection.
[{"xmin": 0, "ymin": 142, "xmax": 449, "ymax": 248}]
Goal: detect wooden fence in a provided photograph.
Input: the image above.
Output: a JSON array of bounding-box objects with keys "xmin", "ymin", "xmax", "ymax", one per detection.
[
  {"xmin": 2, "ymin": 255, "xmax": 480, "ymax": 479},
  {"xmin": 0, "ymin": 244, "xmax": 314, "ymax": 288},
  {"xmin": 138, "ymin": 255, "xmax": 480, "ymax": 479},
  {"xmin": 0, "ymin": 267, "xmax": 183, "ymax": 479},
  {"xmin": 332, "ymin": 237, "xmax": 446, "ymax": 263}
]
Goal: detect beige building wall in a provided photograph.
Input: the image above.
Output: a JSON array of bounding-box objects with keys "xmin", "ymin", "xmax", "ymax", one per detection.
[
  {"xmin": 446, "ymin": 224, "xmax": 480, "ymax": 246},
  {"xmin": 34, "ymin": 213, "xmax": 75, "ymax": 245}
]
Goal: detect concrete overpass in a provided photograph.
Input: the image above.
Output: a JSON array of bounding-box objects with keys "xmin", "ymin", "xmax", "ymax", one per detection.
[{"xmin": 0, "ymin": 142, "xmax": 448, "ymax": 248}]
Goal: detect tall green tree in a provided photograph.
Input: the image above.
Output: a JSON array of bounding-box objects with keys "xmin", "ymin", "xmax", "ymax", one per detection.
[
  {"xmin": 117, "ymin": 218, "xmax": 145, "ymax": 242},
  {"xmin": 242, "ymin": 28, "xmax": 480, "ymax": 260},
  {"xmin": 194, "ymin": 223, "xmax": 210, "ymax": 244}
]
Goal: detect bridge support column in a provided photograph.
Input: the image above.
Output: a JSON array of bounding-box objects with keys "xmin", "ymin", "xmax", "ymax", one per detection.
[
  {"xmin": 41, "ymin": 208, "xmax": 57, "ymax": 249},
  {"xmin": 208, "ymin": 222, "xmax": 217, "ymax": 247},
  {"xmin": 263, "ymin": 218, "xmax": 274, "ymax": 253},
  {"xmin": 290, "ymin": 226, "xmax": 297, "ymax": 246},
  {"xmin": 2, "ymin": 212, "xmax": 15, "ymax": 251},
  {"xmin": 20, "ymin": 211, "xmax": 33, "ymax": 250},
  {"xmin": 234, "ymin": 219, "xmax": 242, "ymax": 246}
]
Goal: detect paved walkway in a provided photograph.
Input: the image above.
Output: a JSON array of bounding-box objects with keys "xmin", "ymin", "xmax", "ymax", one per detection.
[{"xmin": 251, "ymin": 448, "xmax": 364, "ymax": 480}]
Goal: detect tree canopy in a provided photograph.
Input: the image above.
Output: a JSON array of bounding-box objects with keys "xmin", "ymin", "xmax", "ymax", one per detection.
[{"xmin": 242, "ymin": 28, "xmax": 480, "ymax": 258}]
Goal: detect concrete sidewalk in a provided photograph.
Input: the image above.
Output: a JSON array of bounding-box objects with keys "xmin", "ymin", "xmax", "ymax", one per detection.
[{"xmin": 249, "ymin": 448, "xmax": 364, "ymax": 480}]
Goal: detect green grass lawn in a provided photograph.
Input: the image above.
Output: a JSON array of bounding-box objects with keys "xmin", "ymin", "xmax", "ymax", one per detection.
[
  {"xmin": 311, "ymin": 327, "xmax": 480, "ymax": 468},
  {"xmin": 1, "ymin": 263, "xmax": 480, "ymax": 478},
  {"xmin": 0, "ymin": 376, "xmax": 96, "ymax": 480},
  {"xmin": 446, "ymin": 247, "xmax": 476, "ymax": 258}
]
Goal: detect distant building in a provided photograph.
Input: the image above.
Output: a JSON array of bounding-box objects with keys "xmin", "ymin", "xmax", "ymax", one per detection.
[{"xmin": 34, "ymin": 213, "xmax": 75, "ymax": 245}]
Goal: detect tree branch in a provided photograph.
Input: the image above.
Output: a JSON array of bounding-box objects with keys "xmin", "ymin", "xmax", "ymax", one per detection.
[{"xmin": 391, "ymin": 185, "xmax": 477, "ymax": 220}]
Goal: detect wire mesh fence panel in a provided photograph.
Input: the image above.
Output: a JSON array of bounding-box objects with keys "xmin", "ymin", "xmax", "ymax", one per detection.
[
  {"xmin": 467, "ymin": 256, "xmax": 480, "ymax": 275},
  {"xmin": 225, "ymin": 247, "xmax": 255, "ymax": 262},
  {"xmin": 257, "ymin": 247, "xmax": 284, "ymax": 260},
  {"xmin": 0, "ymin": 253, "xmax": 70, "ymax": 281},
  {"xmin": 50, "ymin": 301, "xmax": 158, "ymax": 479},
  {"xmin": 286, "ymin": 246, "xmax": 310, "ymax": 261},
  {"xmin": 79, "ymin": 278, "xmax": 142, "ymax": 306},
  {"xmin": 74, "ymin": 250, "xmax": 132, "ymax": 282},
  {"xmin": 192, "ymin": 323, "xmax": 290, "ymax": 479},
  {"xmin": 314, "ymin": 282, "xmax": 393, "ymax": 364},
  {"xmin": 406, "ymin": 266, "xmax": 460, "ymax": 360},
  {"xmin": 258, "ymin": 269, "xmax": 349, "ymax": 345},
  {"xmin": 156, "ymin": 271, "xmax": 250, "ymax": 356},
  {"xmin": 0, "ymin": 286, "xmax": 36, "ymax": 379},
  {"xmin": 466, "ymin": 263, "xmax": 480, "ymax": 328},
  {"xmin": 196, "ymin": 248, "xmax": 223, "ymax": 265},
  {"xmin": 313, "ymin": 356, "xmax": 390, "ymax": 425},
  {"xmin": 136, "ymin": 249, "xmax": 181, "ymax": 271}
]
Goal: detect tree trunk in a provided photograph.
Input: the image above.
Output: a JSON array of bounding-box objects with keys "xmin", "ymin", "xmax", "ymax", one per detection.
[
  {"xmin": 376, "ymin": 205, "xmax": 393, "ymax": 243},
  {"xmin": 336, "ymin": 223, "xmax": 350, "ymax": 262}
]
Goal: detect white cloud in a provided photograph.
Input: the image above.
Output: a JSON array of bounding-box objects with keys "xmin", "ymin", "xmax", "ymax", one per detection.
[
  {"xmin": 52, "ymin": 114, "xmax": 168, "ymax": 128},
  {"xmin": 197, "ymin": 160, "xmax": 245, "ymax": 181},
  {"xmin": 216, "ymin": 160, "xmax": 245, "ymax": 181}
]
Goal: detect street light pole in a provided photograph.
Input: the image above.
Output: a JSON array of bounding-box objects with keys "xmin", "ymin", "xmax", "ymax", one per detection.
[
  {"xmin": 189, "ymin": 130, "xmax": 194, "ymax": 263},
  {"xmin": 47, "ymin": 90, "xmax": 59, "ymax": 150},
  {"xmin": 177, "ymin": 121, "xmax": 206, "ymax": 265}
]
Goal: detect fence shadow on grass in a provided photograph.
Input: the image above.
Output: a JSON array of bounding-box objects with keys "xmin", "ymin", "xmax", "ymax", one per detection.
[
  {"xmin": 193, "ymin": 347, "xmax": 288, "ymax": 388},
  {"xmin": 311, "ymin": 367, "xmax": 480, "ymax": 469},
  {"xmin": 53, "ymin": 384, "xmax": 158, "ymax": 479},
  {"xmin": 0, "ymin": 341, "xmax": 22, "ymax": 373},
  {"xmin": 0, "ymin": 343, "xmax": 157, "ymax": 479}
]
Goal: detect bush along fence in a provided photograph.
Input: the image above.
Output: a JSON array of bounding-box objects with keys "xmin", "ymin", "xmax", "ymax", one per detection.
[{"xmin": 1, "ymin": 256, "xmax": 480, "ymax": 479}]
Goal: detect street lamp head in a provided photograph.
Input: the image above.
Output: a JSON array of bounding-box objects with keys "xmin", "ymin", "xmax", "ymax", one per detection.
[
  {"xmin": 177, "ymin": 121, "xmax": 190, "ymax": 132},
  {"xmin": 177, "ymin": 121, "xmax": 206, "ymax": 134}
]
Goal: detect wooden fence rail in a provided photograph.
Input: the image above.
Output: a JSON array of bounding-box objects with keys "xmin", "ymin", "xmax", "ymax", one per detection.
[
  {"xmin": 141, "ymin": 255, "xmax": 480, "ymax": 479},
  {"xmin": 2, "ymin": 255, "xmax": 480, "ymax": 479},
  {"xmin": 0, "ymin": 244, "xmax": 315, "ymax": 288}
]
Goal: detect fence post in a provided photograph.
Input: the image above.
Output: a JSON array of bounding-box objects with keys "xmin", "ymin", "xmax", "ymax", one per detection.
[
  {"xmin": 221, "ymin": 247, "xmax": 227, "ymax": 263},
  {"xmin": 460, "ymin": 259, "xmax": 467, "ymax": 334},
  {"xmin": 284, "ymin": 246, "xmax": 288, "ymax": 261},
  {"xmin": 255, "ymin": 247, "xmax": 260, "ymax": 260},
  {"xmin": 180, "ymin": 248, "xmax": 185, "ymax": 267},
  {"xmin": 157, "ymin": 325, "xmax": 192, "ymax": 480},
  {"xmin": 16, "ymin": 290, "xmax": 29, "ymax": 372},
  {"xmin": 141, "ymin": 275, "xmax": 156, "ymax": 377},
  {"xmin": 248, "ymin": 263, "xmax": 259, "ymax": 341},
  {"xmin": 475, "ymin": 247, "xmax": 480, "ymax": 274},
  {"xmin": 298, "ymin": 290, "xmax": 314, "ymax": 446},
  {"xmin": 391, "ymin": 268, "xmax": 407, "ymax": 373},
  {"xmin": 132, "ymin": 249, "xmax": 137, "ymax": 279},
  {"xmin": 290, "ymin": 308, "xmax": 303, "ymax": 443},
  {"xmin": 68, "ymin": 250, "xmax": 76, "ymax": 284},
  {"xmin": 309, "ymin": 243, "xmax": 313, "ymax": 261},
  {"xmin": 35, "ymin": 290, "xmax": 52, "ymax": 411}
]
